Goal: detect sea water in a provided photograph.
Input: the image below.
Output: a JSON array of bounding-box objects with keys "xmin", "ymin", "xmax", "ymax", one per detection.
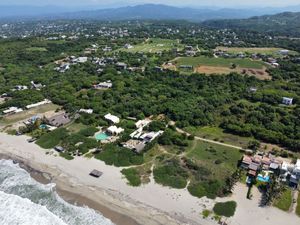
[{"xmin": 0, "ymin": 159, "xmax": 115, "ymax": 225}]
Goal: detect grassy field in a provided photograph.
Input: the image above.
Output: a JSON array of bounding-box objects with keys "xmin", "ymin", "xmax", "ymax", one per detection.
[
  {"xmin": 0, "ymin": 103, "xmax": 59, "ymax": 125},
  {"xmin": 174, "ymin": 56, "xmax": 266, "ymax": 69},
  {"xmin": 66, "ymin": 122, "xmax": 89, "ymax": 133},
  {"xmin": 26, "ymin": 47, "xmax": 48, "ymax": 52},
  {"xmin": 216, "ymin": 47, "xmax": 298, "ymax": 56},
  {"xmin": 119, "ymin": 38, "xmax": 183, "ymax": 53},
  {"xmin": 273, "ymin": 188, "xmax": 292, "ymax": 212},
  {"xmin": 296, "ymin": 193, "xmax": 300, "ymax": 216},
  {"xmin": 186, "ymin": 139, "xmax": 242, "ymax": 178},
  {"xmin": 185, "ymin": 126, "xmax": 254, "ymax": 148}
]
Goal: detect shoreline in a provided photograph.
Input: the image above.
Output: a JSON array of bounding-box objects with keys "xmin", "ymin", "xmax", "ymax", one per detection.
[
  {"xmin": 0, "ymin": 133, "xmax": 206, "ymax": 225},
  {"xmin": 0, "ymin": 153, "xmax": 139, "ymax": 225}
]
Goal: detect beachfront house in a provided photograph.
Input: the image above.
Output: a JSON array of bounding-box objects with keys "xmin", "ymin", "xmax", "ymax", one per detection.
[
  {"xmin": 107, "ymin": 126, "xmax": 124, "ymax": 136},
  {"xmin": 282, "ymin": 97, "xmax": 293, "ymax": 105},
  {"xmin": 47, "ymin": 113, "xmax": 71, "ymax": 127},
  {"xmin": 116, "ymin": 62, "xmax": 127, "ymax": 70},
  {"xmin": 104, "ymin": 113, "xmax": 120, "ymax": 124}
]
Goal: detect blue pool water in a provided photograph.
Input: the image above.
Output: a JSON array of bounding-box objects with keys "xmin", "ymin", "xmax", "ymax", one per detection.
[
  {"xmin": 95, "ymin": 132, "xmax": 109, "ymax": 141},
  {"xmin": 257, "ymin": 175, "xmax": 270, "ymax": 182}
]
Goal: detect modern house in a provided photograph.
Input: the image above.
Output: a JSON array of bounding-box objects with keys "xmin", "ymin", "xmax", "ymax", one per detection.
[
  {"xmin": 93, "ymin": 81, "xmax": 113, "ymax": 89},
  {"xmin": 47, "ymin": 113, "xmax": 71, "ymax": 127},
  {"xmin": 104, "ymin": 113, "xmax": 120, "ymax": 124},
  {"xmin": 79, "ymin": 109, "xmax": 93, "ymax": 114},
  {"xmin": 282, "ymin": 97, "xmax": 293, "ymax": 105},
  {"xmin": 107, "ymin": 126, "xmax": 124, "ymax": 136},
  {"xmin": 3, "ymin": 107, "xmax": 23, "ymax": 115},
  {"xmin": 26, "ymin": 99, "xmax": 51, "ymax": 109}
]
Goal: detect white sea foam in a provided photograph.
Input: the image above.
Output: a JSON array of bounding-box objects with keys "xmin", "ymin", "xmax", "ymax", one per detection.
[{"xmin": 0, "ymin": 159, "xmax": 115, "ymax": 225}]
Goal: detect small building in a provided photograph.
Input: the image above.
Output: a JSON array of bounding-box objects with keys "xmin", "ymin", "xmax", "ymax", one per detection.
[
  {"xmin": 179, "ymin": 65, "xmax": 193, "ymax": 70},
  {"xmin": 135, "ymin": 119, "xmax": 151, "ymax": 129},
  {"xmin": 116, "ymin": 62, "xmax": 127, "ymax": 70},
  {"xmin": 89, "ymin": 169, "xmax": 103, "ymax": 178},
  {"xmin": 240, "ymin": 155, "xmax": 252, "ymax": 169},
  {"xmin": 26, "ymin": 99, "xmax": 51, "ymax": 109},
  {"xmin": 79, "ymin": 109, "xmax": 93, "ymax": 114},
  {"xmin": 107, "ymin": 126, "xmax": 124, "ymax": 136},
  {"xmin": 282, "ymin": 97, "xmax": 293, "ymax": 105},
  {"xmin": 31, "ymin": 81, "xmax": 44, "ymax": 90},
  {"xmin": 279, "ymin": 49, "xmax": 289, "ymax": 55},
  {"xmin": 104, "ymin": 113, "xmax": 120, "ymax": 124},
  {"xmin": 3, "ymin": 107, "xmax": 23, "ymax": 115},
  {"xmin": 93, "ymin": 81, "xmax": 112, "ymax": 89},
  {"xmin": 54, "ymin": 146, "xmax": 64, "ymax": 152}
]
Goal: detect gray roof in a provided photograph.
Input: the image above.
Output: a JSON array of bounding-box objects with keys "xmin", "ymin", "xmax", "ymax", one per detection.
[
  {"xmin": 48, "ymin": 113, "xmax": 71, "ymax": 127},
  {"xmin": 249, "ymin": 162, "xmax": 260, "ymax": 171},
  {"xmin": 270, "ymin": 163, "xmax": 279, "ymax": 170}
]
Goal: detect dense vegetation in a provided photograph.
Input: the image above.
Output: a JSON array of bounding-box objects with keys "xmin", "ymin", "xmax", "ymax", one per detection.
[
  {"xmin": 121, "ymin": 168, "xmax": 142, "ymax": 186},
  {"xmin": 213, "ymin": 201, "xmax": 237, "ymax": 217}
]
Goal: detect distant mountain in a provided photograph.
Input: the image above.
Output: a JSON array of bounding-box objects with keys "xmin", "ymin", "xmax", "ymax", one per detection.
[
  {"xmin": 1, "ymin": 4, "xmax": 300, "ymax": 22},
  {"xmin": 203, "ymin": 12, "xmax": 300, "ymax": 36}
]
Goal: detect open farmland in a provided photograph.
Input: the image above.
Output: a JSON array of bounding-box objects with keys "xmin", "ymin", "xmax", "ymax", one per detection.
[
  {"xmin": 168, "ymin": 56, "xmax": 271, "ymax": 79},
  {"xmin": 119, "ymin": 38, "xmax": 183, "ymax": 53},
  {"xmin": 216, "ymin": 46, "xmax": 298, "ymax": 56}
]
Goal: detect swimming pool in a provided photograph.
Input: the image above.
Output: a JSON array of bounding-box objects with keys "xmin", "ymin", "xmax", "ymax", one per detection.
[
  {"xmin": 257, "ymin": 174, "xmax": 270, "ymax": 183},
  {"xmin": 95, "ymin": 132, "xmax": 110, "ymax": 141}
]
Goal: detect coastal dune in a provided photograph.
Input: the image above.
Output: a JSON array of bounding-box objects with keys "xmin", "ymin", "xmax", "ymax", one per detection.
[
  {"xmin": 0, "ymin": 132, "xmax": 299, "ymax": 225},
  {"xmin": 0, "ymin": 133, "xmax": 214, "ymax": 225}
]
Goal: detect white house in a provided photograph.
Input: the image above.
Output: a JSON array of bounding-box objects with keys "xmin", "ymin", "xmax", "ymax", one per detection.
[
  {"xmin": 79, "ymin": 109, "xmax": 93, "ymax": 114},
  {"xmin": 3, "ymin": 107, "xmax": 23, "ymax": 114},
  {"xmin": 93, "ymin": 81, "xmax": 112, "ymax": 89},
  {"xmin": 104, "ymin": 113, "xmax": 120, "ymax": 124},
  {"xmin": 26, "ymin": 99, "xmax": 51, "ymax": 109},
  {"xmin": 135, "ymin": 119, "xmax": 151, "ymax": 129},
  {"xmin": 107, "ymin": 126, "xmax": 124, "ymax": 136},
  {"xmin": 282, "ymin": 97, "xmax": 293, "ymax": 105}
]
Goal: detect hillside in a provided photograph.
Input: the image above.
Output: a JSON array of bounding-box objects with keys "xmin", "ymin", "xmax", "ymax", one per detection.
[
  {"xmin": 203, "ymin": 12, "xmax": 300, "ymax": 36},
  {"xmin": 1, "ymin": 4, "xmax": 298, "ymax": 21}
]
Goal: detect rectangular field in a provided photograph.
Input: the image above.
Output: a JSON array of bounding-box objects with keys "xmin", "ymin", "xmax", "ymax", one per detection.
[
  {"xmin": 119, "ymin": 38, "xmax": 183, "ymax": 53},
  {"xmin": 168, "ymin": 56, "xmax": 271, "ymax": 79},
  {"xmin": 174, "ymin": 56, "xmax": 265, "ymax": 69},
  {"xmin": 216, "ymin": 47, "xmax": 298, "ymax": 56}
]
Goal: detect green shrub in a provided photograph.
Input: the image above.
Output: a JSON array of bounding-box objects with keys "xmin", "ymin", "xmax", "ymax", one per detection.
[
  {"xmin": 121, "ymin": 168, "xmax": 141, "ymax": 186},
  {"xmin": 188, "ymin": 180, "xmax": 222, "ymax": 199},
  {"xmin": 213, "ymin": 201, "xmax": 237, "ymax": 217},
  {"xmin": 153, "ymin": 160, "xmax": 188, "ymax": 189},
  {"xmin": 95, "ymin": 144, "xmax": 144, "ymax": 167},
  {"xmin": 78, "ymin": 127, "xmax": 99, "ymax": 137},
  {"xmin": 296, "ymin": 193, "xmax": 300, "ymax": 217},
  {"xmin": 202, "ymin": 210, "xmax": 211, "ymax": 218},
  {"xmin": 60, "ymin": 152, "xmax": 74, "ymax": 160},
  {"xmin": 36, "ymin": 128, "xmax": 68, "ymax": 149}
]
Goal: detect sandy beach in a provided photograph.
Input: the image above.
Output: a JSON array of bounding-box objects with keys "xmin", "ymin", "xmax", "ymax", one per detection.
[
  {"xmin": 0, "ymin": 133, "xmax": 215, "ymax": 225},
  {"xmin": 0, "ymin": 132, "xmax": 299, "ymax": 225}
]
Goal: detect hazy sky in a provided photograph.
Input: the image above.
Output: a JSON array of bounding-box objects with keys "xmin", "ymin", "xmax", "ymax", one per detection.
[{"xmin": 1, "ymin": 0, "xmax": 300, "ymax": 7}]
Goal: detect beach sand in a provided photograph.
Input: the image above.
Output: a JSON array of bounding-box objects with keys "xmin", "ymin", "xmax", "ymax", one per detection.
[
  {"xmin": 0, "ymin": 133, "xmax": 214, "ymax": 225},
  {"xmin": 0, "ymin": 132, "xmax": 299, "ymax": 225}
]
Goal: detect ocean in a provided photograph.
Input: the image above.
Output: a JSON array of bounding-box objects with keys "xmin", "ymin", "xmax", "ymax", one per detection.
[{"xmin": 0, "ymin": 159, "xmax": 115, "ymax": 225}]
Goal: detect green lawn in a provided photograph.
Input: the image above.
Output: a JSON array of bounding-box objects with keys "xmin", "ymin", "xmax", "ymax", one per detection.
[
  {"xmin": 185, "ymin": 126, "xmax": 254, "ymax": 148},
  {"xmin": 186, "ymin": 140, "xmax": 242, "ymax": 178},
  {"xmin": 296, "ymin": 193, "xmax": 300, "ymax": 217},
  {"xmin": 216, "ymin": 47, "xmax": 298, "ymax": 56},
  {"xmin": 273, "ymin": 188, "xmax": 292, "ymax": 212},
  {"xmin": 119, "ymin": 38, "xmax": 183, "ymax": 53},
  {"xmin": 66, "ymin": 122, "xmax": 90, "ymax": 133},
  {"xmin": 174, "ymin": 56, "xmax": 265, "ymax": 69},
  {"xmin": 26, "ymin": 47, "xmax": 48, "ymax": 52},
  {"xmin": 1, "ymin": 103, "xmax": 59, "ymax": 125}
]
